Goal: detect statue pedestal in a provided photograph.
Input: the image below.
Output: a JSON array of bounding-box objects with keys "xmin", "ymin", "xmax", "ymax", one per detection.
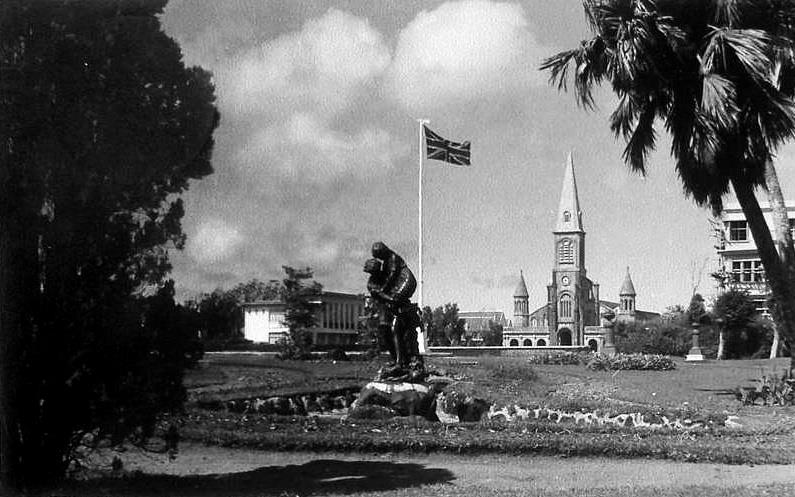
[
  {"xmin": 685, "ymin": 323, "xmax": 705, "ymax": 362},
  {"xmin": 349, "ymin": 381, "xmax": 440, "ymax": 421}
]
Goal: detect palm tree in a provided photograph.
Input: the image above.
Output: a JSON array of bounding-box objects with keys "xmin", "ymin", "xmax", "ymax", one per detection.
[{"xmin": 542, "ymin": 0, "xmax": 795, "ymax": 370}]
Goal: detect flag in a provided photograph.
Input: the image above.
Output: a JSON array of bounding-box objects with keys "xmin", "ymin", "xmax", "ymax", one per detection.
[{"xmin": 424, "ymin": 126, "xmax": 471, "ymax": 166}]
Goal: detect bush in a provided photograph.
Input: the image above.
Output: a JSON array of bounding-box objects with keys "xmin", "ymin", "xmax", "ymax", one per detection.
[
  {"xmin": 526, "ymin": 351, "xmax": 589, "ymax": 365},
  {"xmin": 324, "ymin": 348, "xmax": 349, "ymax": 361},
  {"xmin": 587, "ymin": 353, "xmax": 676, "ymax": 371},
  {"xmin": 615, "ymin": 322, "xmax": 690, "ymax": 357}
]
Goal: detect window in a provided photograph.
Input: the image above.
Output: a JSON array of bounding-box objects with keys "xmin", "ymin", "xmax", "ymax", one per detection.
[
  {"xmin": 728, "ymin": 221, "xmax": 748, "ymax": 241},
  {"xmin": 509, "ymin": 339, "xmax": 519, "ymax": 346},
  {"xmin": 537, "ymin": 339, "xmax": 547, "ymax": 346},
  {"xmin": 523, "ymin": 339, "xmax": 532, "ymax": 346},
  {"xmin": 731, "ymin": 260, "xmax": 764, "ymax": 282},
  {"xmin": 559, "ymin": 238, "xmax": 574, "ymax": 264},
  {"xmin": 559, "ymin": 294, "xmax": 573, "ymax": 318},
  {"xmin": 563, "ymin": 211, "xmax": 571, "ymax": 222}
]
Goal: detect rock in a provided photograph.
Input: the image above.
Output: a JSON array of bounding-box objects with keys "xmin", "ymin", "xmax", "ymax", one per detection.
[{"xmin": 353, "ymin": 381, "xmax": 439, "ymax": 421}]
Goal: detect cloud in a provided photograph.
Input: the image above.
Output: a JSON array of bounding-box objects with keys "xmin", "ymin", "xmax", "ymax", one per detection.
[
  {"xmin": 220, "ymin": 8, "xmax": 391, "ymax": 119},
  {"xmin": 187, "ymin": 218, "xmax": 245, "ymax": 264},
  {"xmin": 385, "ymin": 0, "xmax": 548, "ymax": 113},
  {"xmin": 237, "ymin": 113, "xmax": 397, "ymax": 182}
]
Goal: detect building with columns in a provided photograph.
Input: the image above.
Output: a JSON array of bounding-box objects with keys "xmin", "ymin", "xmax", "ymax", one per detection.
[
  {"xmin": 243, "ymin": 291, "xmax": 365, "ymax": 345},
  {"xmin": 502, "ymin": 153, "xmax": 658, "ymax": 350}
]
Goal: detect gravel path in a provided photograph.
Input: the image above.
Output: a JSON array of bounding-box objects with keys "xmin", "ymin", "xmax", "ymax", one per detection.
[{"xmin": 81, "ymin": 443, "xmax": 795, "ymax": 494}]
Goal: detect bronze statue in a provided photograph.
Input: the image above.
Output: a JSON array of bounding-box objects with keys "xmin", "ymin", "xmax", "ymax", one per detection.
[{"xmin": 364, "ymin": 242, "xmax": 424, "ymax": 381}]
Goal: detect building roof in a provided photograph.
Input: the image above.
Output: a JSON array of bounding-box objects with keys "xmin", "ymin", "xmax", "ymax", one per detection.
[
  {"xmin": 514, "ymin": 271, "xmax": 529, "ymax": 298},
  {"xmin": 554, "ymin": 152, "xmax": 584, "ymax": 233},
  {"xmin": 241, "ymin": 290, "xmax": 362, "ymax": 308},
  {"xmin": 619, "ymin": 267, "xmax": 636, "ymax": 296}
]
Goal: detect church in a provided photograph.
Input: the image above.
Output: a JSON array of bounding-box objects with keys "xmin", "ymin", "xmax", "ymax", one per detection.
[{"xmin": 501, "ymin": 154, "xmax": 658, "ymax": 350}]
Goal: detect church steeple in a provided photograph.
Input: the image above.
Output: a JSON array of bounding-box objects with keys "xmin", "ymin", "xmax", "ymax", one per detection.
[
  {"xmin": 513, "ymin": 270, "xmax": 529, "ymax": 327},
  {"xmin": 618, "ymin": 266, "xmax": 636, "ymax": 316},
  {"xmin": 554, "ymin": 152, "xmax": 583, "ymax": 234}
]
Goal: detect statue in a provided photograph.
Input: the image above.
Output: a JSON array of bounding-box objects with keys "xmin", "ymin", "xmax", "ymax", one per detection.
[{"xmin": 363, "ymin": 242, "xmax": 424, "ymax": 381}]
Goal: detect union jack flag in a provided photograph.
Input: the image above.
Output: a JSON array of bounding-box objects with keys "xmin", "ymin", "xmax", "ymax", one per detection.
[{"xmin": 424, "ymin": 126, "xmax": 471, "ymax": 166}]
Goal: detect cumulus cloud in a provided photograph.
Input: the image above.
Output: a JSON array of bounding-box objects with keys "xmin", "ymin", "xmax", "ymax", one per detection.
[
  {"xmin": 220, "ymin": 8, "xmax": 391, "ymax": 119},
  {"xmin": 237, "ymin": 113, "xmax": 396, "ymax": 181},
  {"xmin": 385, "ymin": 0, "xmax": 548, "ymax": 113},
  {"xmin": 187, "ymin": 219, "xmax": 245, "ymax": 264}
]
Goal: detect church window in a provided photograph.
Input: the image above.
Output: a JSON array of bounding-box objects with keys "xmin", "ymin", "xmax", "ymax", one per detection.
[
  {"xmin": 559, "ymin": 239, "xmax": 574, "ymax": 264},
  {"xmin": 523, "ymin": 339, "xmax": 532, "ymax": 346},
  {"xmin": 559, "ymin": 294, "xmax": 573, "ymax": 318},
  {"xmin": 728, "ymin": 221, "xmax": 748, "ymax": 241},
  {"xmin": 537, "ymin": 338, "xmax": 546, "ymax": 346},
  {"xmin": 509, "ymin": 339, "xmax": 519, "ymax": 346},
  {"xmin": 531, "ymin": 318, "xmax": 537, "ymax": 327},
  {"xmin": 563, "ymin": 211, "xmax": 571, "ymax": 222}
]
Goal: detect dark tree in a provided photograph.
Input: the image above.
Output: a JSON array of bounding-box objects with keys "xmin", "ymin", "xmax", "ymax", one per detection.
[
  {"xmin": 279, "ymin": 267, "xmax": 322, "ymax": 359},
  {"xmin": 0, "ymin": 0, "xmax": 217, "ymax": 489},
  {"xmin": 712, "ymin": 290, "xmax": 760, "ymax": 359},
  {"xmin": 420, "ymin": 303, "xmax": 465, "ymax": 346},
  {"xmin": 481, "ymin": 320, "xmax": 504, "ymax": 346},
  {"xmin": 196, "ymin": 289, "xmax": 244, "ymax": 340}
]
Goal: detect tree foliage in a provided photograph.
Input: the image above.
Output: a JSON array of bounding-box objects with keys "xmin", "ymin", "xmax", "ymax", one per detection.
[
  {"xmin": 279, "ymin": 267, "xmax": 322, "ymax": 359},
  {"xmin": 481, "ymin": 320, "xmax": 504, "ymax": 346},
  {"xmin": 712, "ymin": 289, "xmax": 766, "ymax": 358},
  {"xmin": 0, "ymin": 0, "xmax": 217, "ymax": 488},
  {"xmin": 422, "ymin": 303, "xmax": 466, "ymax": 346}
]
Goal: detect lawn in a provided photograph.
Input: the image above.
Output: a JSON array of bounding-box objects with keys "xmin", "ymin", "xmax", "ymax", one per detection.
[{"xmin": 167, "ymin": 353, "xmax": 795, "ymax": 465}]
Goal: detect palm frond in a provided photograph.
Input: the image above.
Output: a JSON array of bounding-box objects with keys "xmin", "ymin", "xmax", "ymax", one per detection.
[
  {"xmin": 703, "ymin": 27, "xmax": 775, "ymax": 83},
  {"xmin": 711, "ymin": 0, "xmax": 738, "ymax": 27},
  {"xmin": 622, "ymin": 101, "xmax": 657, "ymax": 173},
  {"xmin": 701, "ymin": 73, "xmax": 738, "ymax": 129}
]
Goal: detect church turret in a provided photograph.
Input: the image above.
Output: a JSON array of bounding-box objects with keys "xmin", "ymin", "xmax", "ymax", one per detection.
[
  {"xmin": 618, "ymin": 266, "xmax": 636, "ymax": 317},
  {"xmin": 513, "ymin": 270, "xmax": 529, "ymax": 327}
]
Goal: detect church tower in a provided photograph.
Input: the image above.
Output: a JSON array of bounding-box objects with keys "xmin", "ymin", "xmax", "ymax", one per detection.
[
  {"xmin": 513, "ymin": 270, "xmax": 529, "ymax": 327},
  {"xmin": 548, "ymin": 152, "xmax": 592, "ymax": 346},
  {"xmin": 618, "ymin": 266, "xmax": 637, "ymax": 319}
]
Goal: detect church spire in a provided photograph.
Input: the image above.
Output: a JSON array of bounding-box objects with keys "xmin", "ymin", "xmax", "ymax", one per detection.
[
  {"xmin": 620, "ymin": 266, "xmax": 636, "ymax": 296},
  {"xmin": 554, "ymin": 152, "xmax": 583, "ymax": 233},
  {"xmin": 514, "ymin": 270, "xmax": 529, "ymax": 298}
]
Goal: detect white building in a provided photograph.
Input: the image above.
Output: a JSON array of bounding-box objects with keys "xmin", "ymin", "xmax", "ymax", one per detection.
[
  {"xmin": 243, "ymin": 291, "xmax": 365, "ymax": 345},
  {"xmin": 713, "ymin": 201, "xmax": 795, "ymax": 315}
]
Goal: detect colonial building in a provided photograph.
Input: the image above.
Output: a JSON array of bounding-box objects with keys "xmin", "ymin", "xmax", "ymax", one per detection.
[
  {"xmin": 243, "ymin": 291, "xmax": 365, "ymax": 345},
  {"xmin": 502, "ymin": 154, "xmax": 658, "ymax": 350},
  {"xmin": 458, "ymin": 310, "xmax": 508, "ymax": 344},
  {"xmin": 713, "ymin": 201, "xmax": 795, "ymax": 315}
]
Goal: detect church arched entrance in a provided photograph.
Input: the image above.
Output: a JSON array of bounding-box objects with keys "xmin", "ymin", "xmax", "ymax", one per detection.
[
  {"xmin": 558, "ymin": 328, "xmax": 572, "ymax": 346},
  {"xmin": 523, "ymin": 339, "xmax": 532, "ymax": 346},
  {"xmin": 537, "ymin": 339, "xmax": 546, "ymax": 346},
  {"xmin": 588, "ymin": 339, "xmax": 598, "ymax": 352},
  {"xmin": 509, "ymin": 339, "xmax": 519, "ymax": 346}
]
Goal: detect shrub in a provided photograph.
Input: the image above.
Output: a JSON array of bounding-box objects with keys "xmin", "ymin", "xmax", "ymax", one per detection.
[
  {"xmin": 324, "ymin": 348, "xmax": 349, "ymax": 361},
  {"xmin": 586, "ymin": 353, "xmax": 676, "ymax": 371},
  {"xmin": 735, "ymin": 370, "xmax": 795, "ymax": 406},
  {"xmin": 526, "ymin": 351, "xmax": 589, "ymax": 365}
]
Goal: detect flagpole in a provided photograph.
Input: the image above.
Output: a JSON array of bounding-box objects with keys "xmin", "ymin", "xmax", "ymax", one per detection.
[{"xmin": 417, "ymin": 118, "xmax": 429, "ymax": 354}]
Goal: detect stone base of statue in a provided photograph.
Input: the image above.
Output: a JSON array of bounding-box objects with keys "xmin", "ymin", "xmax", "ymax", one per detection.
[
  {"xmin": 685, "ymin": 350, "xmax": 705, "ymax": 362},
  {"xmin": 348, "ymin": 380, "xmax": 443, "ymax": 422}
]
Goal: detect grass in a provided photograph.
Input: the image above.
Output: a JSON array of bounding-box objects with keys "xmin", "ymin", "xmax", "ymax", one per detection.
[{"xmin": 171, "ymin": 353, "xmax": 795, "ymax": 465}]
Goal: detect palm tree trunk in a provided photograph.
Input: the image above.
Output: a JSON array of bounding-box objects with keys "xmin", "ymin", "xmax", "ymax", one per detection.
[
  {"xmin": 732, "ymin": 177, "xmax": 795, "ymax": 373},
  {"xmin": 764, "ymin": 159, "xmax": 794, "ymax": 359},
  {"xmin": 717, "ymin": 330, "xmax": 725, "ymax": 360}
]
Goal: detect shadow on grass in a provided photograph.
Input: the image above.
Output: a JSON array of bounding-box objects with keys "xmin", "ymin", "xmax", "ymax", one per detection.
[
  {"xmin": 58, "ymin": 459, "xmax": 455, "ymax": 496},
  {"xmin": 693, "ymin": 388, "xmax": 738, "ymax": 397}
]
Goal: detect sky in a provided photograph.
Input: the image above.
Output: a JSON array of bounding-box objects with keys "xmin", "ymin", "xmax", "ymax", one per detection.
[{"xmin": 160, "ymin": 0, "xmax": 795, "ymax": 315}]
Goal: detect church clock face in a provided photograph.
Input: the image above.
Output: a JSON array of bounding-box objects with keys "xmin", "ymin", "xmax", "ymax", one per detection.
[{"xmin": 561, "ymin": 276, "xmax": 570, "ymax": 286}]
